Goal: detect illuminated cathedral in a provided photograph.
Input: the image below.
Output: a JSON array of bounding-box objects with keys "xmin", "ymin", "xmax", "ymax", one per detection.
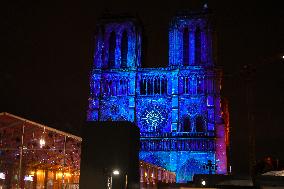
[{"xmin": 87, "ymin": 9, "xmax": 229, "ymax": 182}]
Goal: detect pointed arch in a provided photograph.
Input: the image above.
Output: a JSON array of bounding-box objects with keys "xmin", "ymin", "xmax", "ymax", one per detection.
[
  {"xmin": 108, "ymin": 31, "xmax": 116, "ymax": 68},
  {"xmin": 183, "ymin": 116, "xmax": 191, "ymax": 132},
  {"xmin": 196, "ymin": 115, "xmax": 204, "ymax": 132},
  {"xmin": 121, "ymin": 30, "xmax": 128, "ymax": 68},
  {"xmin": 183, "ymin": 27, "xmax": 189, "ymax": 66}
]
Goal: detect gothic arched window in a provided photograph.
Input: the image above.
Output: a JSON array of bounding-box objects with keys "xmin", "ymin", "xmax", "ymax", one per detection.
[
  {"xmin": 183, "ymin": 77, "xmax": 191, "ymax": 94},
  {"xmin": 154, "ymin": 77, "xmax": 160, "ymax": 94},
  {"xmin": 161, "ymin": 78, "xmax": 167, "ymax": 95},
  {"xmin": 183, "ymin": 116, "xmax": 191, "ymax": 132},
  {"xmin": 147, "ymin": 79, "xmax": 153, "ymax": 95},
  {"xmin": 195, "ymin": 26, "xmax": 201, "ymax": 64},
  {"xmin": 197, "ymin": 77, "xmax": 204, "ymax": 94},
  {"xmin": 139, "ymin": 77, "xmax": 167, "ymax": 95},
  {"xmin": 101, "ymin": 46, "xmax": 105, "ymax": 68},
  {"xmin": 183, "ymin": 27, "xmax": 189, "ymax": 66},
  {"xmin": 121, "ymin": 30, "xmax": 128, "ymax": 68},
  {"xmin": 140, "ymin": 79, "xmax": 146, "ymax": 95},
  {"xmin": 196, "ymin": 116, "xmax": 204, "ymax": 132},
  {"xmin": 119, "ymin": 79, "xmax": 128, "ymax": 95},
  {"xmin": 108, "ymin": 31, "xmax": 116, "ymax": 68}
]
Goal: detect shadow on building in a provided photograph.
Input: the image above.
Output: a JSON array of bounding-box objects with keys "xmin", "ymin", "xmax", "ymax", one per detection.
[{"xmin": 79, "ymin": 121, "xmax": 140, "ymax": 189}]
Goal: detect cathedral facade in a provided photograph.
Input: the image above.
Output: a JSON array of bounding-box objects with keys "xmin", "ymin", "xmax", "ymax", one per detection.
[{"xmin": 87, "ymin": 9, "xmax": 228, "ymax": 182}]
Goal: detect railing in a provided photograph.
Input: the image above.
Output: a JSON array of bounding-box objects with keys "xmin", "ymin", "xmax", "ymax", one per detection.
[
  {"xmin": 140, "ymin": 138, "xmax": 215, "ymax": 151},
  {"xmin": 140, "ymin": 131, "xmax": 215, "ymax": 138}
]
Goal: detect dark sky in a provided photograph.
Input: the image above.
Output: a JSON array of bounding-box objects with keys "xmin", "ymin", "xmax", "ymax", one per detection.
[{"xmin": 1, "ymin": 0, "xmax": 284, "ymax": 175}]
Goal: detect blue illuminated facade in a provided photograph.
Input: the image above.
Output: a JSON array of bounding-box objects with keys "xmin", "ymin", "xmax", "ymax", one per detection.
[{"xmin": 88, "ymin": 10, "xmax": 228, "ymax": 182}]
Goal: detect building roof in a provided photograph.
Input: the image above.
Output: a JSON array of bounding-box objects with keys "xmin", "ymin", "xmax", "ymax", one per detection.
[
  {"xmin": 0, "ymin": 112, "xmax": 82, "ymax": 141},
  {"xmin": 0, "ymin": 112, "xmax": 81, "ymax": 172}
]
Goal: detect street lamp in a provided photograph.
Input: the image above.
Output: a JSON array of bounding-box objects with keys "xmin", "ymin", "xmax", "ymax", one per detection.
[
  {"xmin": 112, "ymin": 170, "xmax": 120, "ymax": 175},
  {"xmin": 106, "ymin": 169, "xmax": 120, "ymax": 189},
  {"xmin": 105, "ymin": 169, "xmax": 128, "ymax": 189}
]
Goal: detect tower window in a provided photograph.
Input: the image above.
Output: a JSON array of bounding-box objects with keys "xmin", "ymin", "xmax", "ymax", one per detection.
[
  {"xmin": 101, "ymin": 46, "xmax": 105, "ymax": 68},
  {"xmin": 109, "ymin": 31, "xmax": 116, "ymax": 68},
  {"xmin": 197, "ymin": 77, "xmax": 204, "ymax": 94},
  {"xmin": 195, "ymin": 26, "xmax": 201, "ymax": 64},
  {"xmin": 183, "ymin": 27, "xmax": 189, "ymax": 66},
  {"xmin": 207, "ymin": 78, "xmax": 214, "ymax": 94},
  {"xmin": 121, "ymin": 30, "xmax": 128, "ymax": 68}
]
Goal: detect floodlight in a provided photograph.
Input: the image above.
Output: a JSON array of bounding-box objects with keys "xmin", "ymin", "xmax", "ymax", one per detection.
[{"xmin": 113, "ymin": 170, "xmax": 120, "ymax": 175}]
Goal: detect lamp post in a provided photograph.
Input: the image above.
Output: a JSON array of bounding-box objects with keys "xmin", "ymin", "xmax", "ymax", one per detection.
[
  {"xmin": 105, "ymin": 169, "xmax": 128, "ymax": 189},
  {"xmin": 106, "ymin": 169, "xmax": 120, "ymax": 189}
]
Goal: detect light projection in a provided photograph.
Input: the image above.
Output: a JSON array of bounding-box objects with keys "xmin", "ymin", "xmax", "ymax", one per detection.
[
  {"xmin": 88, "ymin": 10, "xmax": 228, "ymax": 182},
  {"xmin": 139, "ymin": 151, "xmax": 215, "ymax": 182},
  {"xmin": 141, "ymin": 106, "xmax": 166, "ymax": 132},
  {"xmin": 137, "ymin": 98, "xmax": 171, "ymax": 133}
]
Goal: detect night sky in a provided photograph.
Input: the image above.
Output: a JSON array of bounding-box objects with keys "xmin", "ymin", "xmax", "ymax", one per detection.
[{"xmin": 2, "ymin": 0, "xmax": 284, "ymax": 175}]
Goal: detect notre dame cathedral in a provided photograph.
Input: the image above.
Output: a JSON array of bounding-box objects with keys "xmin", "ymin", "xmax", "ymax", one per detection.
[{"xmin": 87, "ymin": 8, "xmax": 229, "ymax": 182}]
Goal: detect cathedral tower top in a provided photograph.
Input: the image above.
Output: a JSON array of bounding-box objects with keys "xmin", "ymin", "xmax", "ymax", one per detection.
[
  {"xmin": 169, "ymin": 9, "xmax": 214, "ymax": 67},
  {"xmin": 93, "ymin": 15, "xmax": 142, "ymax": 70}
]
